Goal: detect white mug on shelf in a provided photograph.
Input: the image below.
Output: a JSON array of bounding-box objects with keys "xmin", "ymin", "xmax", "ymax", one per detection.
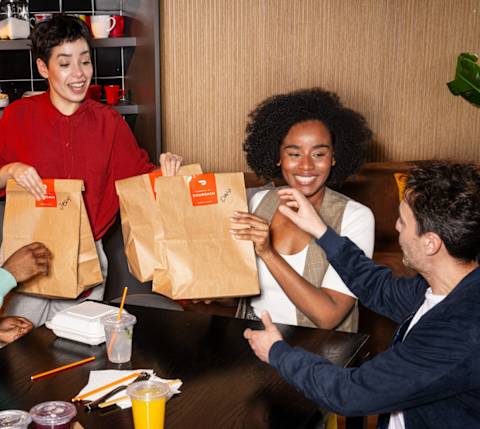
[{"xmin": 90, "ymin": 15, "xmax": 116, "ymax": 39}]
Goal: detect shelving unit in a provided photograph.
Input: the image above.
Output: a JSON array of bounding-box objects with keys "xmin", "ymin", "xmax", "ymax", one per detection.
[{"xmin": 0, "ymin": 37, "xmax": 141, "ymax": 118}]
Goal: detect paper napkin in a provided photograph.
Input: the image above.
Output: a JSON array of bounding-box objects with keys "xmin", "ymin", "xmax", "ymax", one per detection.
[{"xmin": 77, "ymin": 369, "xmax": 182, "ymax": 409}]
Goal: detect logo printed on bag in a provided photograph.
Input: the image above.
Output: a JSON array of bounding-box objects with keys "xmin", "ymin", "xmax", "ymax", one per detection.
[
  {"xmin": 189, "ymin": 173, "xmax": 218, "ymax": 206},
  {"xmin": 35, "ymin": 179, "xmax": 57, "ymax": 208},
  {"xmin": 149, "ymin": 170, "xmax": 163, "ymax": 198}
]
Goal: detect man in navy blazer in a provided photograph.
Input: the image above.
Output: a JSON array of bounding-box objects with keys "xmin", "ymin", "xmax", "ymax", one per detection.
[{"xmin": 243, "ymin": 161, "xmax": 480, "ymax": 428}]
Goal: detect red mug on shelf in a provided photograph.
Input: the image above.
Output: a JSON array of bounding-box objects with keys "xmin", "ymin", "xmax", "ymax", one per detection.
[
  {"xmin": 104, "ymin": 85, "xmax": 125, "ymax": 105},
  {"xmin": 86, "ymin": 84, "xmax": 102, "ymax": 101},
  {"xmin": 110, "ymin": 16, "xmax": 125, "ymax": 37}
]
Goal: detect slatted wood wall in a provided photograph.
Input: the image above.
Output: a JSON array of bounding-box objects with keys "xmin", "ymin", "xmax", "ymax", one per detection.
[{"xmin": 160, "ymin": 0, "xmax": 480, "ymax": 172}]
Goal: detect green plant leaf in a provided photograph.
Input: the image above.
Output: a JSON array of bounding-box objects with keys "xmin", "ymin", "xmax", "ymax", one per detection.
[{"xmin": 447, "ymin": 52, "xmax": 480, "ymax": 107}]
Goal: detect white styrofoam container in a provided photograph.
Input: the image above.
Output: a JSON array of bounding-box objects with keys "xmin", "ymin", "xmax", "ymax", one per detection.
[{"xmin": 46, "ymin": 301, "xmax": 125, "ymax": 345}]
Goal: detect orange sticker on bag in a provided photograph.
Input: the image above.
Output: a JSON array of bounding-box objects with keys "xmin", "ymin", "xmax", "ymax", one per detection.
[
  {"xmin": 149, "ymin": 170, "xmax": 163, "ymax": 198},
  {"xmin": 189, "ymin": 173, "xmax": 218, "ymax": 206},
  {"xmin": 36, "ymin": 179, "xmax": 57, "ymax": 208}
]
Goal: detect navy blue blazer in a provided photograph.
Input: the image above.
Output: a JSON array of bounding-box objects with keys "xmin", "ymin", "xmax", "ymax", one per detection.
[{"xmin": 269, "ymin": 227, "xmax": 480, "ymax": 429}]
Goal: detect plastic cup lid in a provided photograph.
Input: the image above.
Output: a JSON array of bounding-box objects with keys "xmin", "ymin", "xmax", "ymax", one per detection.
[
  {"xmin": 102, "ymin": 312, "xmax": 136, "ymax": 327},
  {"xmin": 0, "ymin": 410, "xmax": 32, "ymax": 428},
  {"xmin": 127, "ymin": 380, "xmax": 170, "ymax": 401},
  {"xmin": 29, "ymin": 401, "xmax": 76, "ymax": 425}
]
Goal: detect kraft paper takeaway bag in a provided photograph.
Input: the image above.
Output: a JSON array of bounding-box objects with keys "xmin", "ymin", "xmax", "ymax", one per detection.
[
  {"xmin": 2, "ymin": 179, "xmax": 102, "ymax": 299},
  {"xmin": 115, "ymin": 164, "xmax": 203, "ymax": 282},
  {"xmin": 152, "ymin": 172, "xmax": 260, "ymax": 300}
]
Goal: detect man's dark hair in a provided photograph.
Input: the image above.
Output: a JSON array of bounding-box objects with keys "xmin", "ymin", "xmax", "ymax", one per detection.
[
  {"xmin": 243, "ymin": 88, "xmax": 372, "ymax": 184},
  {"xmin": 30, "ymin": 15, "xmax": 92, "ymax": 64},
  {"xmin": 405, "ymin": 161, "xmax": 480, "ymax": 262}
]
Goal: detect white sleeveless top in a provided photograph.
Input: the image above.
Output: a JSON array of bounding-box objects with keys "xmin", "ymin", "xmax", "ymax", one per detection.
[{"xmin": 249, "ymin": 190, "xmax": 375, "ymax": 325}]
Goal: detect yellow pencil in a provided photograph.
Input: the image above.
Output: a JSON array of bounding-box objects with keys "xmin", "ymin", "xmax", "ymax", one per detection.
[{"xmin": 30, "ymin": 356, "xmax": 96, "ymax": 381}]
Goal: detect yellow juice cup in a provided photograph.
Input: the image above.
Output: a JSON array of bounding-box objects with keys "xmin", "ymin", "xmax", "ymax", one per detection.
[{"xmin": 127, "ymin": 380, "xmax": 170, "ymax": 429}]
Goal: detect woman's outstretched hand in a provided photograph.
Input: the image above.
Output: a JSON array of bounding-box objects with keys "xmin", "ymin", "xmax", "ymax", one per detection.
[{"xmin": 277, "ymin": 188, "xmax": 327, "ymax": 239}]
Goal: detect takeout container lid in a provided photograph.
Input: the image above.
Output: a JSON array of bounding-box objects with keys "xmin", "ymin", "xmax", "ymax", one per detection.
[
  {"xmin": 0, "ymin": 410, "xmax": 32, "ymax": 428},
  {"xmin": 29, "ymin": 401, "xmax": 76, "ymax": 425},
  {"xmin": 45, "ymin": 301, "xmax": 125, "ymax": 345}
]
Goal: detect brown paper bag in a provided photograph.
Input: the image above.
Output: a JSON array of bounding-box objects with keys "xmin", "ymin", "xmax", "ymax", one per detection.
[
  {"xmin": 2, "ymin": 179, "xmax": 102, "ymax": 299},
  {"xmin": 152, "ymin": 172, "xmax": 260, "ymax": 300},
  {"xmin": 115, "ymin": 164, "xmax": 203, "ymax": 282}
]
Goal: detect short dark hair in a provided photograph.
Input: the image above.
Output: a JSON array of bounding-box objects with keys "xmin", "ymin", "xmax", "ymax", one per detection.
[
  {"xmin": 405, "ymin": 161, "xmax": 480, "ymax": 262},
  {"xmin": 243, "ymin": 88, "xmax": 372, "ymax": 183},
  {"xmin": 30, "ymin": 15, "xmax": 92, "ymax": 64}
]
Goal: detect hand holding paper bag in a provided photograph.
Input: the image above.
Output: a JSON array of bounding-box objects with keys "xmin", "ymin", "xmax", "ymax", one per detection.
[{"xmin": 2, "ymin": 179, "xmax": 102, "ymax": 299}]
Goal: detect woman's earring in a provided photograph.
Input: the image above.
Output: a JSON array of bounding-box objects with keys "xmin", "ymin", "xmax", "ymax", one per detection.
[
  {"xmin": 276, "ymin": 161, "xmax": 281, "ymax": 166},
  {"xmin": 332, "ymin": 158, "xmax": 336, "ymax": 166}
]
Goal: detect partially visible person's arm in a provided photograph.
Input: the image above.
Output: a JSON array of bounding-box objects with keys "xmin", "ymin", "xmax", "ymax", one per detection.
[
  {"xmin": 0, "ymin": 242, "xmax": 51, "ymax": 305},
  {"xmin": 278, "ymin": 188, "xmax": 426, "ymax": 322},
  {"xmin": 0, "ymin": 242, "xmax": 49, "ymax": 344},
  {"xmin": 246, "ymin": 309, "xmax": 476, "ymax": 417},
  {"xmin": 0, "ymin": 268, "xmax": 17, "ymax": 308}
]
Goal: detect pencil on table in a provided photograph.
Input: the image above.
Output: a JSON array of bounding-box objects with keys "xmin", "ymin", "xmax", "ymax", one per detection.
[
  {"xmin": 30, "ymin": 356, "xmax": 96, "ymax": 381},
  {"xmin": 72, "ymin": 371, "xmax": 142, "ymax": 402}
]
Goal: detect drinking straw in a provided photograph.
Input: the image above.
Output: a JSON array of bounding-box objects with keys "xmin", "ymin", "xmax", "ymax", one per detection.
[
  {"xmin": 72, "ymin": 371, "xmax": 142, "ymax": 402},
  {"xmin": 30, "ymin": 356, "xmax": 96, "ymax": 381},
  {"xmin": 118, "ymin": 286, "xmax": 128, "ymax": 320},
  {"xmin": 107, "ymin": 286, "xmax": 129, "ymax": 355}
]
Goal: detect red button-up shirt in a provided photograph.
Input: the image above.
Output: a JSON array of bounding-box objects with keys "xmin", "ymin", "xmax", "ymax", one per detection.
[{"xmin": 0, "ymin": 92, "xmax": 155, "ymax": 240}]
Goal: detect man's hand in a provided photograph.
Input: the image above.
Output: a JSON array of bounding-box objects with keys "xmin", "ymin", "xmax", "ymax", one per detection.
[
  {"xmin": 0, "ymin": 316, "xmax": 33, "ymax": 343},
  {"xmin": 6, "ymin": 162, "xmax": 45, "ymax": 200},
  {"xmin": 159, "ymin": 152, "xmax": 183, "ymax": 176},
  {"xmin": 2, "ymin": 242, "xmax": 52, "ymax": 283},
  {"xmin": 230, "ymin": 211, "xmax": 273, "ymax": 258},
  {"xmin": 277, "ymin": 188, "xmax": 328, "ymax": 239},
  {"xmin": 243, "ymin": 311, "xmax": 283, "ymax": 363}
]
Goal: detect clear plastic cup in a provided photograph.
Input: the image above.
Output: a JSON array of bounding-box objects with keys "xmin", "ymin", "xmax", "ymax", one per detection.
[
  {"xmin": 127, "ymin": 380, "xmax": 170, "ymax": 429},
  {"xmin": 102, "ymin": 312, "xmax": 137, "ymax": 363},
  {"xmin": 0, "ymin": 410, "xmax": 32, "ymax": 429},
  {"xmin": 29, "ymin": 401, "xmax": 76, "ymax": 429}
]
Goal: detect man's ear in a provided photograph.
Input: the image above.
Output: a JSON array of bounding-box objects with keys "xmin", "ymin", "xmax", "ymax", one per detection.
[
  {"xmin": 423, "ymin": 232, "xmax": 442, "ymax": 256},
  {"xmin": 36, "ymin": 58, "xmax": 49, "ymax": 79}
]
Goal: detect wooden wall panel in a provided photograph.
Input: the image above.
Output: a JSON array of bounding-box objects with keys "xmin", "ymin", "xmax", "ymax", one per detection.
[{"xmin": 160, "ymin": 0, "xmax": 480, "ymax": 172}]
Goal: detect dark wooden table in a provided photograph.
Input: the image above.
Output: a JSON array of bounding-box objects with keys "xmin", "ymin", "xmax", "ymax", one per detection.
[{"xmin": 0, "ymin": 305, "xmax": 369, "ymax": 428}]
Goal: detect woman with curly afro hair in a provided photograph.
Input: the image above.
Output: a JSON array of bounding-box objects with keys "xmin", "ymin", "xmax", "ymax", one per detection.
[{"xmin": 231, "ymin": 88, "xmax": 375, "ymax": 331}]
